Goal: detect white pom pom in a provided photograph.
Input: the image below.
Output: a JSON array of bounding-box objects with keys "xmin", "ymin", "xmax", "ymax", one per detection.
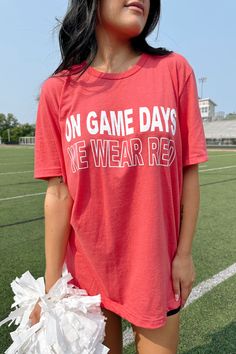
[{"xmin": 0, "ymin": 262, "xmax": 110, "ymax": 354}]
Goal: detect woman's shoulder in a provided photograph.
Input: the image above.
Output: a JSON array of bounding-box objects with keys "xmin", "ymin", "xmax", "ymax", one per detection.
[
  {"xmin": 149, "ymin": 50, "xmax": 195, "ymax": 87},
  {"xmin": 40, "ymin": 71, "xmax": 68, "ymax": 94},
  {"xmin": 38, "ymin": 69, "xmax": 73, "ymax": 104},
  {"xmin": 149, "ymin": 50, "xmax": 194, "ymax": 76},
  {"xmin": 165, "ymin": 51, "xmax": 193, "ymax": 77},
  {"xmin": 170, "ymin": 51, "xmax": 194, "ymax": 73},
  {"xmin": 40, "ymin": 63, "xmax": 86, "ymax": 96}
]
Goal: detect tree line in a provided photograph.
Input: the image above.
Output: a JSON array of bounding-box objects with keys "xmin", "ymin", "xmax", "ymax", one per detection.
[{"xmin": 0, "ymin": 113, "xmax": 35, "ymax": 144}]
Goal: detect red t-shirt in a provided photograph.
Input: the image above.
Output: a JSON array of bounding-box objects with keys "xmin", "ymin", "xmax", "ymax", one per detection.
[{"xmin": 34, "ymin": 51, "xmax": 208, "ymax": 328}]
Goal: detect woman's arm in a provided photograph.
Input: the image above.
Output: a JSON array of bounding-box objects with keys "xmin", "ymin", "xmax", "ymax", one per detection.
[
  {"xmin": 176, "ymin": 163, "xmax": 200, "ymax": 256},
  {"xmin": 171, "ymin": 163, "xmax": 200, "ymax": 307},
  {"xmin": 44, "ymin": 176, "xmax": 74, "ymax": 293}
]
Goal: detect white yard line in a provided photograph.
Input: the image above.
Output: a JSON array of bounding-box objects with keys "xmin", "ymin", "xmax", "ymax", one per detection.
[
  {"xmin": 199, "ymin": 165, "xmax": 236, "ymax": 172},
  {"xmin": 208, "ymin": 153, "xmax": 236, "ymax": 158},
  {"xmin": 0, "ymin": 170, "xmax": 33, "ymax": 175},
  {"xmin": 184, "ymin": 263, "xmax": 236, "ymax": 306},
  {"xmin": 0, "ymin": 162, "xmax": 33, "ymax": 165},
  {"xmin": 208, "ymin": 149, "xmax": 236, "ymax": 152},
  {"xmin": 0, "ymin": 192, "xmax": 45, "ymax": 202},
  {"xmin": 123, "ymin": 262, "xmax": 236, "ymax": 347}
]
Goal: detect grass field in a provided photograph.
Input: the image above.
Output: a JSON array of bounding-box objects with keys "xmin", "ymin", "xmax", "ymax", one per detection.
[{"xmin": 0, "ymin": 145, "xmax": 236, "ymax": 353}]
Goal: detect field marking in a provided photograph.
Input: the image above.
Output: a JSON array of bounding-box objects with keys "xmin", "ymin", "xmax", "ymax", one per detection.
[
  {"xmin": 207, "ymin": 149, "xmax": 236, "ymax": 152},
  {"xmin": 0, "ymin": 162, "xmax": 32, "ymax": 165},
  {"xmin": 123, "ymin": 262, "xmax": 236, "ymax": 347},
  {"xmin": 207, "ymin": 153, "xmax": 236, "ymax": 158},
  {"xmin": 184, "ymin": 263, "xmax": 236, "ymax": 306},
  {"xmin": 0, "ymin": 145, "xmax": 34, "ymax": 149},
  {"xmin": 199, "ymin": 165, "xmax": 236, "ymax": 172},
  {"xmin": 0, "ymin": 170, "xmax": 33, "ymax": 175},
  {"xmin": 0, "ymin": 192, "xmax": 45, "ymax": 202}
]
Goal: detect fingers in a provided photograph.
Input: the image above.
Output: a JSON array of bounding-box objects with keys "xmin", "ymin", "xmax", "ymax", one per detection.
[
  {"xmin": 171, "ymin": 255, "xmax": 196, "ymax": 308},
  {"xmin": 29, "ymin": 301, "xmax": 42, "ymax": 325},
  {"xmin": 172, "ymin": 276, "xmax": 195, "ymax": 308},
  {"xmin": 180, "ymin": 282, "xmax": 191, "ymax": 308},
  {"xmin": 29, "ymin": 314, "xmax": 38, "ymax": 326},
  {"xmin": 172, "ymin": 277, "xmax": 181, "ymax": 303},
  {"xmin": 179, "ymin": 277, "xmax": 195, "ymax": 308}
]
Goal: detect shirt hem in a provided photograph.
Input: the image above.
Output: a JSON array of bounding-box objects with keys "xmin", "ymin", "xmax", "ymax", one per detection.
[
  {"xmin": 34, "ymin": 169, "xmax": 63, "ymax": 179},
  {"xmin": 183, "ymin": 155, "xmax": 208, "ymax": 166},
  {"xmin": 99, "ymin": 296, "xmax": 180, "ymax": 329}
]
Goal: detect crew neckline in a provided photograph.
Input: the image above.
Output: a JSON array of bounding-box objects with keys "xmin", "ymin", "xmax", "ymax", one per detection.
[{"xmin": 83, "ymin": 52, "xmax": 149, "ymax": 80}]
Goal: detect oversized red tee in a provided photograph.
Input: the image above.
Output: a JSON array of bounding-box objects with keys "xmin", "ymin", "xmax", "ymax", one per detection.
[{"xmin": 34, "ymin": 51, "xmax": 208, "ymax": 328}]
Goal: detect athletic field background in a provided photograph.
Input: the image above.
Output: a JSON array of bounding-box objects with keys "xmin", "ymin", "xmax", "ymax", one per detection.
[{"xmin": 0, "ymin": 145, "xmax": 235, "ymax": 353}]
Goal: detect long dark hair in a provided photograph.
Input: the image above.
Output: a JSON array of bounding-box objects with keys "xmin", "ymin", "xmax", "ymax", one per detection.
[{"xmin": 51, "ymin": 0, "xmax": 173, "ymax": 79}]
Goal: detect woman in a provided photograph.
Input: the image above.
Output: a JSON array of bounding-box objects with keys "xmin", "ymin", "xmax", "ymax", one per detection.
[{"xmin": 31, "ymin": 0, "xmax": 208, "ymax": 353}]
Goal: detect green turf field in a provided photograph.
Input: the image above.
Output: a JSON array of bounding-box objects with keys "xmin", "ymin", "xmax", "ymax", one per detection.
[{"xmin": 0, "ymin": 146, "xmax": 236, "ymax": 353}]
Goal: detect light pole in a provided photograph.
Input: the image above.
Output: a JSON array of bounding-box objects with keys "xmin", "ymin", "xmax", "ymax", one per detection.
[{"xmin": 198, "ymin": 77, "xmax": 207, "ymax": 99}]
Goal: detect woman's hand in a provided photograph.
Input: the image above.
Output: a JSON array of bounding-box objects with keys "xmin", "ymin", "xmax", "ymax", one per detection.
[
  {"xmin": 171, "ymin": 253, "xmax": 196, "ymax": 308},
  {"xmin": 29, "ymin": 299, "xmax": 42, "ymax": 326}
]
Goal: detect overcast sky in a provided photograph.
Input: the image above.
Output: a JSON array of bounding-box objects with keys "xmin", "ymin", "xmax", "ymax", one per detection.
[{"xmin": 0, "ymin": 0, "xmax": 235, "ymax": 124}]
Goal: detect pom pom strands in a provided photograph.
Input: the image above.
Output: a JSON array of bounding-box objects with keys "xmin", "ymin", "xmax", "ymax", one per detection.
[{"xmin": 0, "ymin": 263, "xmax": 110, "ymax": 354}]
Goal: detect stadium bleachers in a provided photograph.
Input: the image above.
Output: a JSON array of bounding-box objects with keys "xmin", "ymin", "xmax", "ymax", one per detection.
[{"xmin": 203, "ymin": 120, "xmax": 236, "ymax": 139}]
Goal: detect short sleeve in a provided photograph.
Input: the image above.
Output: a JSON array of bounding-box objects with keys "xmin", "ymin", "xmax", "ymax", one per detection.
[
  {"xmin": 178, "ymin": 69, "xmax": 209, "ymax": 167},
  {"xmin": 34, "ymin": 77, "xmax": 65, "ymax": 181}
]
